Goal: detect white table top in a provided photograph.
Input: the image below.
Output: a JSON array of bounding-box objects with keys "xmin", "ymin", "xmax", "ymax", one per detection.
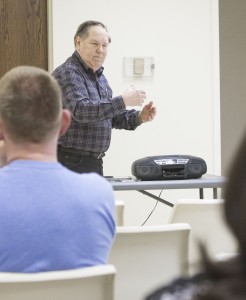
[{"xmin": 108, "ymin": 174, "xmax": 227, "ymax": 191}]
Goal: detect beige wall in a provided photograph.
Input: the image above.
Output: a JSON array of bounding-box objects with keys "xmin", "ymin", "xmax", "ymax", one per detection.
[
  {"xmin": 219, "ymin": 0, "xmax": 246, "ymax": 175},
  {"xmin": 50, "ymin": 0, "xmax": 220, "ymax": 225}
]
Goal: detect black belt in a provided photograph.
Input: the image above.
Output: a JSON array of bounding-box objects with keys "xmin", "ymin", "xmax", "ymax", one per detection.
[{"xmin": 58, "ymin": 145, "xmax": 105, "ymax": 160}]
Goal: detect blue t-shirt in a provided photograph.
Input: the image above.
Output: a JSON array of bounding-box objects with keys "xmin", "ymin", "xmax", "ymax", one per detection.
[{"xmin": 0, "ymin": 160, "xmax": 115, "ymax": 272}]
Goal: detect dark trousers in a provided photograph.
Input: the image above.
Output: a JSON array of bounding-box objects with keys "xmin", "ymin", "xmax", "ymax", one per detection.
[{"xmin": 57, "ymin": 147, "xmax": 104, "ymax": 176}]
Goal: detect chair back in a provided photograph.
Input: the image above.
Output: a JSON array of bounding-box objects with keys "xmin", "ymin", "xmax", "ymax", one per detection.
[
  {"xmin": 108, "ymin": 223, "xmax": 190, "ymax": 300},
  {"xmin": 0, "ymin": 264, "xmax": 116, "ymax": 300},
  {"xmin": 168, "ymin": 199, "xmax": 237, "ymax": 274},
  {"xmin": 115, "ymin": 200, "xmax": 125, "ymax": 226}
]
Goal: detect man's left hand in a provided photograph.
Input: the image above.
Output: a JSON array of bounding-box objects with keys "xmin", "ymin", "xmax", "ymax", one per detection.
[{"xmin": 139, "ymin": 101, "xmax": 157, "ymax": 123}]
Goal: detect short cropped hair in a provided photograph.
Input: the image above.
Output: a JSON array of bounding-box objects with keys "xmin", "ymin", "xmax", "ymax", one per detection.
[
  {"xmin": 0, "ymin": 66, "xmax": 62, "ymax": 143},
  {"xmin": 74, "ymin": 20, "xmax": 111, "ymax": 46}
]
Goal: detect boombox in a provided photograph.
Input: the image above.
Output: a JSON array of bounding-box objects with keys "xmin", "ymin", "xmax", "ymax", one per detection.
[{"xmin": 131, "ymin": 155, "xmax": 207, "ymax": 180}]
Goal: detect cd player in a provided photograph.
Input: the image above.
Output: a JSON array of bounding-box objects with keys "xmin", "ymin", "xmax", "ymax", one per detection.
[{"xmin": 131, "ymin": 155, "xmax": 207, "ymax": 180}]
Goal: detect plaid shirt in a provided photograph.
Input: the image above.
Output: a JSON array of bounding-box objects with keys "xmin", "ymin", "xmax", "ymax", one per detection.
[{"xmin": 52, "ymin": 51, "xmax": 141, "ymax": 153}]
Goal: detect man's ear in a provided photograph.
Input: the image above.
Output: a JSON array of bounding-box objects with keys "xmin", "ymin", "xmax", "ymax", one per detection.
[
  {"xmin": 0, "ymin": 139, "xmax": 6, "ymax": 167},
  {"xmin": 0, "ymin": 122, "xmax": 7, "ymax": 167},
  {"xmin": 0, "ymin": 122, "xmax": 4, "ymax": 141},
  {"xmin": 75, "ymin": 36, "xmax": 81, "ymax": 50},
  {"xmin": 59, "ymin": 109, "xmax": 71, "ymax": 137}
]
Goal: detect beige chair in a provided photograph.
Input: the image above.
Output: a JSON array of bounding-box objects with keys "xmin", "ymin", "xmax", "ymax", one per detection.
[
  {"xmin": 108, "ymin": 223, "xmax": 190, "ymax": 300},
  {"xmin": 0, "ymin": 264, "xmax": 116, "ymax": 300},
  {"xmin": 168, "ymin": 199, "xmax": 238, "ymax": 274},
  {"xmin": 115, "ymin": 200, "xmax": 125, "ymax": 226}
]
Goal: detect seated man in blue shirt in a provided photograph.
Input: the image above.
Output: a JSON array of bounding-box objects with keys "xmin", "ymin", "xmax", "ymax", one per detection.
[{"xmin": 0, "ymin": 65, "xmax": 115, "ymax": 272}]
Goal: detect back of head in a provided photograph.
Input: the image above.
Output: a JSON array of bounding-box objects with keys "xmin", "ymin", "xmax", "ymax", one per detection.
[
  {"xmin": 223, "ymin": 130, "xmax": 246, "ymax": 256},
  {"xmin": 0, "ymin": 66, "xmax": 62, "ymax": 144},
  {"xmin": 198, "ymin": 131, "xmax": 246, "ymax": 272},
  {"xmin": 191, "ymin": 131, "xmax": 246, "ymax": 299}
]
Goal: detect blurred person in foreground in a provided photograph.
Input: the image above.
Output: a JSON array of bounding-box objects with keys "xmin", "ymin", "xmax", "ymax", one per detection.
[
  {"xmin": 0, "ymin": 66, "xmax": 115, "ymax": 272},
  {"xmin": 144, "ymin": 132, "xmax": 246, "ymax": 299},
  {"xmin": 52, "ymin": 20, "xmax": 157, "ymax": 175}
]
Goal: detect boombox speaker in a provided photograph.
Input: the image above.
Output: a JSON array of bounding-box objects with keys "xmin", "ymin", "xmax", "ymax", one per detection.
[{"xmin": 131, "ymin": 155, "xmax": 207, "ymax": 180}]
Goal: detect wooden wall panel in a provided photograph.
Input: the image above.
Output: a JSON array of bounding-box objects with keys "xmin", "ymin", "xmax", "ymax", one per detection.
[{"xmin": 0, "ymin": 0, "xmax": 48, "ymax": 78}]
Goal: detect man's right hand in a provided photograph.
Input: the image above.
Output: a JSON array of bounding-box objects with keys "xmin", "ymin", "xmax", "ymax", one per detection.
[{"xmin": 121, "ymin": 86, "xmax": 146, "ymax": 107}]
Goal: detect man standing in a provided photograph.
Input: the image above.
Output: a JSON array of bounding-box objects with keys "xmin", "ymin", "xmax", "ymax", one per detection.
[{"xmin": 53, "ymin": 20, "xmax": 157, "ymax": 175}]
